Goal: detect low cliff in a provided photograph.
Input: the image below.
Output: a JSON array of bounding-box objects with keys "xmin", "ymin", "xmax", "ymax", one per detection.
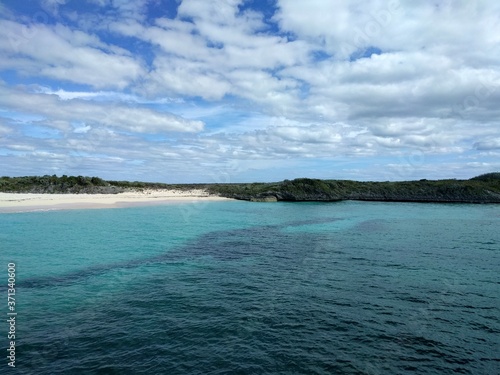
[{"xmin": 207, "ymin": 174, "xmax": 500, "ymax": 203}]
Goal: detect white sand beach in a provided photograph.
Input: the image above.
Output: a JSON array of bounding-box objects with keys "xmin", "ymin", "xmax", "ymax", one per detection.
[{"xmin": 0, "ymin": 190, "xmax": 232, "ymax": 213}]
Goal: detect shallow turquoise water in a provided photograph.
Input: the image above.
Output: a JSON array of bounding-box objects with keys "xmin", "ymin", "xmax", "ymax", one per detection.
[{"xmin": 1, "ymin": 201, "xmax": 499, "ymax": 374}]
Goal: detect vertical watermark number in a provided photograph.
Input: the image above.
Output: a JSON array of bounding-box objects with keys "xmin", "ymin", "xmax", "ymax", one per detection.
[{"xmin": 6, "ymin": 263, "xmax": 16, "ymax": 368}]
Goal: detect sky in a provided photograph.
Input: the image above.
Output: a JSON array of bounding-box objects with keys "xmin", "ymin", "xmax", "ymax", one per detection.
[{"xmin": 0, "ymin": 0, "xmax": 499, "ymax": 183}]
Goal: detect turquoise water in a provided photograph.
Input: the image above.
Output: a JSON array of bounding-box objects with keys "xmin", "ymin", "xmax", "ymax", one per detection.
[{"xmin": 1, "ymin": 201, "xmax": 499, "ymax": 374}]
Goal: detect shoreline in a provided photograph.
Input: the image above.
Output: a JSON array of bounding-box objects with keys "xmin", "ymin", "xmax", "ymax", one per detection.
[{"xmin": 0, "ymin": 190, "xmax": 233, "ymax": 213}]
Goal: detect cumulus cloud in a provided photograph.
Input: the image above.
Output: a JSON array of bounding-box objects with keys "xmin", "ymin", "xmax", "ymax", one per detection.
[
  {"xmin": 108, "ymin": 1, "xmax": 311, "ymax": 100},
  {"xmin": 275, "ymin": 1, "xmax": 500, "ymax": 60},
  {"xmin": 0, "ymin": 84, "xmax": 204, "ymax": 133},
  {"xmin": 0, "ymin": 19, "xmax": 144, "ymax": 89},
  {"xmin": 1, "ymin": 0, "xmax": 499, "ymax": 181}
]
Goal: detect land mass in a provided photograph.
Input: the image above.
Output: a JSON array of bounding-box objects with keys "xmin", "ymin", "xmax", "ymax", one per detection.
[{"xmin": 1, "ymin": 173, "xmax": 500, "ymax": 204}]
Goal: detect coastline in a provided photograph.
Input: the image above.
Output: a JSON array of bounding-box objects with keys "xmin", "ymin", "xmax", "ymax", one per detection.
[
  {"xmin": 0, "ymin": 190, "xmax": 233, "ymax": 213},
  {"xmin": 1, "ymin": 174, "xmax": 498, "ymax": 207}
]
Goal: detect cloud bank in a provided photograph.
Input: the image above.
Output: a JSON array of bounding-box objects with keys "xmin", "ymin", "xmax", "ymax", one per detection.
[{"xmin": 0, "ymin": 0, "xmax": 499, "ymax": 182}]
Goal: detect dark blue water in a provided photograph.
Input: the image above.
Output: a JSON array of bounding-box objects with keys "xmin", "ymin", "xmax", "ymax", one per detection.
[{"xmin": 1, "ymin": 201, "xmax": 499, "ymax": 374}]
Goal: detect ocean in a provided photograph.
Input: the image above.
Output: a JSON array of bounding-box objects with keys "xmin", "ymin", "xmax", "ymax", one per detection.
[{"xmin": 1, "ymin": 200, "xmax": 499, "ymax": 374}]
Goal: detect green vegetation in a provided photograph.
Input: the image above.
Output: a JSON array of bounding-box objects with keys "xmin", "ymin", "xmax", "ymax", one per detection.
[
  {"xmin": 1, "ymin": 174, "xmax": 499, "ymax": 203},
  {"xmin": 0, "ymin": 175, "xmax": 206, "ymax": 194},
  {"xmin": 206, "ymin": 175, "xmax": 500, "ymax": 203},
  {"xmin": 0, "ymin": 175, "xmax": 121, "ymax": 194},
  {"xmin": 470, "ymin": 172, "xmax": 500, "ymax": 181}
]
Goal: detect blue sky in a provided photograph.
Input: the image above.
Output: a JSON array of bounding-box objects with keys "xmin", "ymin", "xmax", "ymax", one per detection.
[{"xmin": 1, "ymin": 0, "xmax": 499, "ymax": 183}]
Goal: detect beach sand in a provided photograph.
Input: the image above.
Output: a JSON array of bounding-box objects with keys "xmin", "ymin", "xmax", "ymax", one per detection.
[{"xmin": 0, "ymin": 190, "xmax": 232, "ymax": 213}]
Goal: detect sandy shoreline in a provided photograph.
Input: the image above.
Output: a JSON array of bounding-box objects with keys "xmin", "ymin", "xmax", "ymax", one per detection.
[{"xmin": 0, "ymin": 190, "xmax": 233, "ymax": 213}]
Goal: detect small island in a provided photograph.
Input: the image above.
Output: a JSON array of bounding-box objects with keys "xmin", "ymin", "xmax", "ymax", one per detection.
[{"xmin": 1, "ymin": 173, "xmax": 499, "ymax": 204}]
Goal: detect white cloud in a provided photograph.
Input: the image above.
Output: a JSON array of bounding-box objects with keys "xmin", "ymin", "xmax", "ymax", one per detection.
[
  {"xmin": 146, "ymin": 56, "xmax": 232, "ymax": 100},
  {"xmin": 34, "ymin": 87, "xmax": 184, "ymax": 105},
  {"xmin": 0, "ymin": 84, "xmax": 204, "ymax": 133},
  {"xmin": 275, "ymin": 1, "xmax": 500, "ymax": 61},
  {"xmin": 270, "ymin": 125, "xmax": 342, "ymax": 145},
  {"xmin": 7, "ymin": 144, "xmax": 36, "ymax": 151},
  {"xmin": 1, "ymin": 1, "xmax": 499, "ymax": 181},
  {"xmin": 108, "ymin": 2, "xmax": 311, "ymax": 100},
  {"xmin": 0, "ymin": 20, "xmax": 144, "ymax": 89}
]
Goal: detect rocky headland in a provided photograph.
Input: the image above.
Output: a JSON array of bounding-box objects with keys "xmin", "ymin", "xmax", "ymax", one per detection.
[{"xmin": 207, "ymin": 173, "xmax": 500, "ymax": 204}]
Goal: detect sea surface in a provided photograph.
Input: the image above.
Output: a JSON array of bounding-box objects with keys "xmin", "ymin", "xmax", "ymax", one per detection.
[{"xmin": 0, "ymin": 200, "xmax": 499, "ymax": 374}]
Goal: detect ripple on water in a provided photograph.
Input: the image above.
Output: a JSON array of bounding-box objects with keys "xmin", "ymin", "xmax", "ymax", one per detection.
[{"xmin": 3, "ymin": 201, "xmax": 499, "ymax": 374}]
